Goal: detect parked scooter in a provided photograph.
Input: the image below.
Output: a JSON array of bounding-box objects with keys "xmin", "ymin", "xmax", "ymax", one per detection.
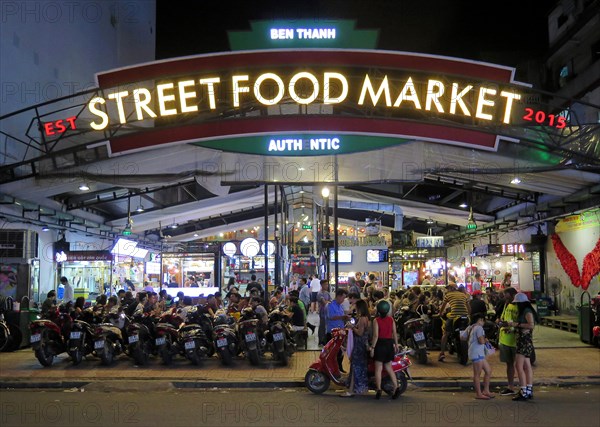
[
  {"xmin": 395, "ymin": 307, "xmax": 428, "ymax": 364},
  {"xmin": 447, "ymin": 315, "xmax": 470, "ymax": 365},
  {"xmin": 92, "ymin": 311, "xmax": 128, "ymax": 365},
  {"xmin": 178, "ymin": 305, "xmax": 214, "ymax": 365},
  {"xmin": 67, "ymin": 309, "xmax": 98, "ymax": 365},
  {"xmin": 266, "ymin": 305, "xmax": 296, "ymax": 366},
  {"xmin": 126, "ymin": 310, "xmax": 157, "ymax": 365},
  {"xmin": 30, "ymin": 305, "xmax": 73, "ymax": 367},
  {"xmin": 305, "ymin": 324, "xmax": 412, "ymax": 396},
  {"xmin": 212, "ymin": 311, "xmax": 239, "ymax": 366},
  {"xmin": 237, "ymin": 307, "xmax": 265, "ymax": 366},
  {"xmin": 155, "ymin": 309, "xmax": 184, "ymax": 365}
]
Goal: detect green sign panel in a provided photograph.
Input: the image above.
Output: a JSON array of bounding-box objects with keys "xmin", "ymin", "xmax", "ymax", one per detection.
[
  {"xmin": 228, "ymin": 19, "xmax": 379, "ymax": 50},
  {"xmin": 302, "ymin": 224, "xmax": 313, "ymax": 230},
  {"xmin": 192, "ymin": 134, "xmax": 410, "ymax": 156}
]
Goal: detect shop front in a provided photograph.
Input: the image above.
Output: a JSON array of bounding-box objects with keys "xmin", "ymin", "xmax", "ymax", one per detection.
[
  {"xmin": 330, "ymin": 235, "xmax": 389, "ymax": 290},
  {"xmin": 222, "ymin": 239, "xmax": 278, "ymax": 295},
  {"xmin": 472, "ymin": 241, "xmax": 545, "ymax": 294},
  {"xmin": 389, "ymin": 246, "xmax": 448, "ymax": 289},
  {"xmin": 161, "ymin": 250, "xmax": 221, "ymax": 297},
  {"xmin": 58, "ymin": 251, "xmax": 113, "ymax": 301}
]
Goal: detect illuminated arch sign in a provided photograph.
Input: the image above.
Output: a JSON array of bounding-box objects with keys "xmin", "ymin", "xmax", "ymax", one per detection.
[{"xmin": 47, "ymin": 50, "xmax": 558, "ymax": 156}]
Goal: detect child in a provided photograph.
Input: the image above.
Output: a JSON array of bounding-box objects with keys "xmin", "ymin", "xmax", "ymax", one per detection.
[{"xmin": 468, "ymin": 313, "xmax": 495, "ymax": 399}]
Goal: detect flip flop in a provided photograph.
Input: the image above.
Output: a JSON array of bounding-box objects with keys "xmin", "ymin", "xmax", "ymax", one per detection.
[
  {"xmin": 484, "ymin": 393, "xmax": 496, "ymax": 399},
  {"xmin": 475, "ymin": 396, "xmax": 491, "ymax": 400}
]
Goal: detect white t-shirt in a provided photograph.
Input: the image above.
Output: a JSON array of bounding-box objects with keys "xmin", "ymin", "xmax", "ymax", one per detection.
[{"xmin": 310, "ymin": 278, "xmax": 321, "ymax": 293}]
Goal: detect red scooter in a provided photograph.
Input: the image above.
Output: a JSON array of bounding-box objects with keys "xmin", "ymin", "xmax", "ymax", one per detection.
[{"xmin": 305, "ymin": 326, "xmax": 412, "ymax": 396}]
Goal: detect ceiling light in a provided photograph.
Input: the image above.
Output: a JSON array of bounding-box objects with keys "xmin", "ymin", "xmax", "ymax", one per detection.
[
  {"xmin": 170, "ymin": 223, "xmax": 178, "ymax": 229},
  {"xmin": 459, "ymin": 202, "xmax": 468, "ymax": 208},
  {"xmin": 136, "ymin": 204, "xmax": 145, "ymax": 212},
  {"xmin": 511, "ymin": 176, "xmax": 522, "ymax": 185},
  {"xmin": 193, "ymin": 233, "xmax": 199, "ymax": 237},
  {"xmin": 301, "ymin": 204, "xmax": 305, "ymax": 208},
  {"xmin": 321, "ymin": 187, "xmax": 330, "ymax": 198},
  {"xmin": 79, "ymin": 183, "xmax": 90, "ymax": 191},
  {"xmin": 426, "ymin": 218, "xmax": 434, "ymax": 225},
  {"xmin": 41, "ymin": 226, "xmax": 50, "ymax": 232}
]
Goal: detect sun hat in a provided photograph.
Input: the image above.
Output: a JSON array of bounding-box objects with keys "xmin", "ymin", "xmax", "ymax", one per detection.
[{"xmin": 513, "ymin": 292, "xmax": 529, "ymax": 303}]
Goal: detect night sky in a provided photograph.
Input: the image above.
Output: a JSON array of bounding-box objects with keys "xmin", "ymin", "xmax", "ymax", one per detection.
[{"xmin": 156, "ymin": 0, "xmax": 553, "ymax": 75}]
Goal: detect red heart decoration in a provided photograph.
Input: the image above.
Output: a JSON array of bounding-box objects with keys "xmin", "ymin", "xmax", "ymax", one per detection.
[{"xmin": 552, "ymin": 234, "xmax": 600, "ymax": 290}]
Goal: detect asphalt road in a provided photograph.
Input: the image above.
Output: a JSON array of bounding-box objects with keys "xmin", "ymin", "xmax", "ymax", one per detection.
[{"xmin": 1, "ymin": 385, "xmax": 598, "ymax": 427}]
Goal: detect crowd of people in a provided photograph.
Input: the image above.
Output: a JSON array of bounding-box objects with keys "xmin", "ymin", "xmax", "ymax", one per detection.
[{"xmin": 42, "ymin": 271, "xmax": 538, "ymax": 401}]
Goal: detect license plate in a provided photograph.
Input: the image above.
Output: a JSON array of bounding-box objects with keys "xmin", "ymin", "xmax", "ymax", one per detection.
[
  {"xmin": 30, "ymin": 333, "xmax": 41, "ymax": 343},
  {"xmin": 128, "ymin": 335, "xmax": 139, "ymax": 344},
  {"xmin": 94, "ymin": 340, "xmax": 104, "ymax": 349},
  {"xmin": 414, "ymin": 331, "xmax": 425, "ymax": 341},
  {"xmin": 217, "ymin": 338, "xmax": 228, "ymax": 348},
  {"xmin": 245, "ymin": 332, "xmax": 256, "ymax": 342},
  {"xmin": 155, "ymin": 337, "xmax": 166, "ymax": 346},
  {"xmin": 70, "ymin": 331, "xmax": 81, "ymax": 340},
  {"xmin": 273, "ymin": 332, "xmax": 284, "ymax": 342},
  {"xmin": 184, "ymin": 340, "xmax": 195, "ymax": 350}
]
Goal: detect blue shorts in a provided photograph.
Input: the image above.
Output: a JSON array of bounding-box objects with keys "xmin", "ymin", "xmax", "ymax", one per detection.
[{"xmin": 471, "ymin": 355, "xmax": 485, "ymax": 363}]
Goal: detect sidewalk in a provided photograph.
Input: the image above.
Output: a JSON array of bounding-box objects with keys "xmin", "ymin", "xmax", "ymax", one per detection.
[{"xmin": 0, "ymin": 325, "xmax": 598, "ymax": 390}]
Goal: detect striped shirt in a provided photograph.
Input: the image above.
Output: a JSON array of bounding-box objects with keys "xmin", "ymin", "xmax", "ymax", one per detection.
[{"xmin": 443, "ymin": 291, "xmax": 470, "ymax": 318}]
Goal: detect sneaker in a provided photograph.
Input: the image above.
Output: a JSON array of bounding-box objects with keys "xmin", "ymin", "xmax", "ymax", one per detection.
[
  {"xmin": 512, "ymin": 391, "xmax": 529, "ymax": 401},
  {"xmin": 375, "ymin": 390, "xmax": 382, "ymax": 400},
  {"xmin": 500, "ymin": 388, "xmax": 517, "ymax": 396},
  {"xmin": 438, "ymin": 353, "xmax": 446, "ymax": 362}
]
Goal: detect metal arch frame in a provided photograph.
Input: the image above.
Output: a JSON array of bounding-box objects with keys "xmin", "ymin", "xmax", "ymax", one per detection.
[{"xmin": 1, "ymin": 65, "xmax": 599, "ymax": 182}]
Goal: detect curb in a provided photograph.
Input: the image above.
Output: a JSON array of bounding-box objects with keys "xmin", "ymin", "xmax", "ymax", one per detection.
[{"xmin": 2, "ymin": 377, "xmax": 600, "ymax": 391}]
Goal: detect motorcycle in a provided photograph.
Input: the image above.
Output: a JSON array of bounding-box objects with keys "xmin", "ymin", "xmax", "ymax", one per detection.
[
  {"xmin": 126, "ymin": 310, "xmax": 157, "ymax": 365},
  {"xmin": 447, "ymin": 315, "xmax": 470, "ymax": 365},
  {"xmin": 155, "ymin": 309, "xmax": 184, "ymax": 365},
  {"xmin": 67, "ymin": 309, "xmax": 98, "ymax": 365},
  {"xmin": 30, "ymin": 306, "xmax": 73, "ymax": 367},
  {"xmin": 178, "ymin": 305, "xmax": 214, "ymax": 365},
  {"xmin": 237, "ymin": 307, "xmax": 265, "ymax": 366},
  {"xmin": 212, "ymin": 311, "xmax": 239, "ymax": 366},
  {"xmin": 266, "ymin": 305, "xmax": 296, "ymax": 366},
  {"xmin": 395, "ymin": 307, "xmax": 428, "ymax": 364},
  {"xmin": 305, "ymin": 324, "xmax": 412, "ymax": 396},
  {"xmin": 92, "ymin": 311, "xmax": 128, "ymax": 365}
]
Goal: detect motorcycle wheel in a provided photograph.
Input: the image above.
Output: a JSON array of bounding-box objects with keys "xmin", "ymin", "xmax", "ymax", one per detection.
[
  {"xmin": 459, "ymin": 341, "xmax": 469, "ymax": 366},
  {"xmin": 417, "ymin": 349, "xmax": 428, "ymax": 365},
  {"xmin": 35, "ymin": 330, "xmax": 54, "ymax": 367},
  {"xmin": 305, "ymin": 369, "xmax": 330, "ymax": 394},
  {"xmin": 247, "ymin": 347, "xmax": 260, "ymax": 366},
  {"xmin": 100, "ymin": 341, "xmax": 114, "ymax": 366},
  {"xmin": 0, "ymin": 323, "xmax": 10, "ymax": 352},
  {"xmin": 133, "ymin": 343, "xmax": 149, "ymax": 366},
  {"xmin": 219, "ymin": 347, "xmax": 233, "ymax": 366},
  {"xmin": 160, "ymin": 342, "xmax": 173, "ymax": 366},
  {"xmin": 70, "ymin": 348, "xmax": 83, "ymax": 365},
  {"xmin": 279, "ymin": 349, "xmax": 289, "ymax": 367},
  {"xmin": 189, "ymin": 349, "xmax": 203, "ymax": 366},
  {"xmin": 396, "ymin": 371, "xmax": 408, "ymax": 396}
]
